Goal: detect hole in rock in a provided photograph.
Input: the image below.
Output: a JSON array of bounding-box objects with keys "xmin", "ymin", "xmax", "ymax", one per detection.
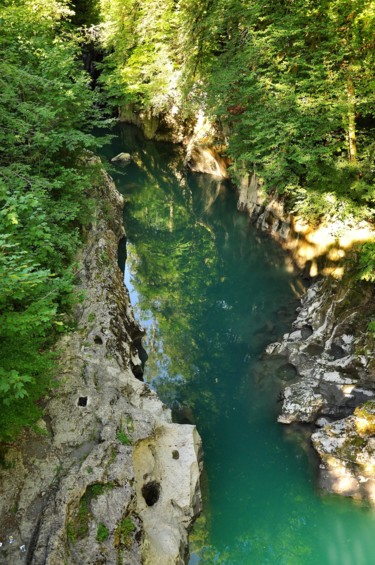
[
  {"xmin": 131, "ymin": 361, "xmax": 144, "ymax": 382},
  {"xmin": 301, "ymin": 325, "xmax": 313, "ymax": 339},
  {"xmin": 118, "ymin": 236, "xmax": 127, "ymax": 274},
  {"xmin": 134, "ymin": 337, "xmax": 148, "ymax": 368},
  {"xmin": 78, "ymin": 396, "xmax": 88, "ymax": 407},
  {"xmin": 141, "ymin": 481, "xmax": 160, "ymax": 507},
  {"xmin": 172, "ymin": 450, "xmax": 179, "ymax": 460},
  {"xmin": 94, "ymin": 336, "xmax": 103, "ymax": 345},
  {"xmin": 328, "ymin": 344, "xmax": 346, "ymax": 360}
]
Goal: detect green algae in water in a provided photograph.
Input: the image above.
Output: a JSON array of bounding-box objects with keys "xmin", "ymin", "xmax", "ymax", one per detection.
[{"xmin": 100, "ymin": 124, "xmax": 375, "ymax": 565}]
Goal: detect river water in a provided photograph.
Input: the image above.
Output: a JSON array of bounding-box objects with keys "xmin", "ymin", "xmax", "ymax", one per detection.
[{"xmin": 101, "ymin": 124, "xmax": 375, "ymax": 565}]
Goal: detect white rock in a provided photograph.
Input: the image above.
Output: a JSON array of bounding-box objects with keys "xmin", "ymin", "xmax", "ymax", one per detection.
[
  {"xmin": 111, "ymin": 152, "xmax": 132, "ymax": 164},
  {"xmin": 316, "ymin": 417, "xmax": 331, "ymax": 427},
  {"xmin": 134, "ymin": 424, "xmax": 202, "ymax": 565},
  {"xmin": 288, "ymin": 330, "xmax": 302, "ymax": 341}
]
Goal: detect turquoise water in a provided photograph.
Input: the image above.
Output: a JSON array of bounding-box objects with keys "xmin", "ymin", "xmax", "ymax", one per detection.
[{"xmin": 101, "ymin": 124, "xmax": 375, "ymax": 565}]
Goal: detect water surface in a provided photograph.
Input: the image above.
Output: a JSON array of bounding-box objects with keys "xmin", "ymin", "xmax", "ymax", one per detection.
[{"xmin": 101, "ymin": 124, "xmax": 375, "ymax": 565}]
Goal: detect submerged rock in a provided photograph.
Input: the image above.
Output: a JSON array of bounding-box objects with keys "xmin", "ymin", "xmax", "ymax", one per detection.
[{"xmin": 0, "ymin": 166, "xmax": 202, "ymax": 564}]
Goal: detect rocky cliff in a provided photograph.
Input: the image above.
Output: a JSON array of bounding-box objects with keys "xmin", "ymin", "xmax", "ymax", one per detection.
[
  {"xmin": 0, "ymin": 165, "xmax": 202, "ymax": 564},
  {"xmin": 265, "ymin": 277, "xmax": 375, "ymax": 502},
  {"xmin": 119, "ymin": 104, "xmax": 189, "ymax": 144},
  {"xmin": 237, "ymin": 171, "xmax": 375, "ymax": 504}
]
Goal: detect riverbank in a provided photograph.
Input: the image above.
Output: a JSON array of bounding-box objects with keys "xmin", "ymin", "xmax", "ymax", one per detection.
[
  {"xmin": 0, "ymin": 162, "xmax": 201, "ymax": 564},
  {"xmin": 265, "ymin": 275, "xmax": 375, "ymax": 501},
  {"xmin": 234, "ymin": 168, "xmax": 375, "ymax": 503}
]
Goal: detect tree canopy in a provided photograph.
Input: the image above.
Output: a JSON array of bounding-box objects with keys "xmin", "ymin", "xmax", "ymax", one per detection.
[{"xmin": 99, "ymin": 0, "xmax": 375, "ymax": 220}]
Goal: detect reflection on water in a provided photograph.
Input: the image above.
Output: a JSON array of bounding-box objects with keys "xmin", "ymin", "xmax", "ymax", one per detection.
[{"xmin": 100, "ymin": 124, "xmax": 375, "ymax": 565}]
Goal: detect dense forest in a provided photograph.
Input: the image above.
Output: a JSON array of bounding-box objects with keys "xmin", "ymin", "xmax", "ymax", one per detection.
[{"xmin": 0, "ymin": 0, "xmax": 374, "ymax": 439}]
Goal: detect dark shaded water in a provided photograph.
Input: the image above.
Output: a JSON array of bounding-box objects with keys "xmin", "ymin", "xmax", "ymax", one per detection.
[{"xmin": 100, "ymin": 124, "xmax": 375, "ymax": 565}]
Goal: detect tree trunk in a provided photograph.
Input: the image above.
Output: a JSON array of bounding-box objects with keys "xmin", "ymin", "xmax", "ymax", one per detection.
[{"xmin": 347, "ymin": 77, "xmax": 357, "ymax": 165}]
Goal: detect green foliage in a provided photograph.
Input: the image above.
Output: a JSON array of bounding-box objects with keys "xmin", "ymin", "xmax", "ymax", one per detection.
[
  {"xmin": 190, "ymin": 0, "xmax": 374, "ymax": 211},
  {"xmin": 76, "ymin": 495, "xmax": 90, "ymax": 538},
  {"xmin": 87, "ymin": 482, "xmax": 115, "ymax": 497},
  {"xmin": 358, "ymin": 242, "xmax": 375, "ymax": 282},
  {"xmin": 284, "ymin": 188, "xmax": 369, "ymax": 225},
  {"xmin": 66, "ymin": 521, "xmax": 76, "ymax": 545},
  {"xmin": 114, "ymin": 517, "xmax": 135, "ymax": 548},
  {"xmin": 96, "ymin": 522, "xmax": 109, "ymax": 542},
  {"xmin": 99, "ymin": 0, "xmax": 182, "ymax": 111},
  {"xmin": 116, "ymin": 415, "xmax": 131, "ymax": 445},
  {"xmin": 116, "ymin": 429, "xmax": 131, "ymax": 445},
  {"xmin": 0, "ymin": 0, "xmax": 104, "ymax": 439},
  {"xmin": 68, "ymin": 483, "xmax": 114, "ymax": 544},
  {"xmin": 100, "ymin": 0, "xmax": 375, "ymax": 219},
  {"xmin": 70, "ymin": 0, "xmax": 100, "ymax": 26}
]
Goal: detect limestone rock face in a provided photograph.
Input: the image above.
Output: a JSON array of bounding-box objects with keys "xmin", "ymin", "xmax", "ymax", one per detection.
[
  {"xmin": 186, "ymin": 146, "xmax": 229, "ymax": 179},
  {"xmin": 266, "ymin": 279, "xmax": 375, "ymax": 427},
  {"xmin": 237, "ymin": 173, "xmax": 266, "ymax": 219},
  {"xmin": 119, "ymin": 104, "xmax": 189, "ymax": 143},
  {"xmin": 265, "ymin": 275, "xmax": 375, "ymax": 502},
  {"xmin": 312, "ymin": 402, "xmax": 375, "ymax": 503},
  {"xmin": 0, "ymin": 166, "xmax": 202, "ymax": 564},
  {"xmin": 133, "ymin": 424, "xmax": 202, "ymax": 565}
]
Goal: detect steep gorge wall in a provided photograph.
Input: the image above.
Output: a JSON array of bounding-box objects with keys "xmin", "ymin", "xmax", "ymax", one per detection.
[
  {"xmin": 0, "ymin": 165, "xmax": 202, "ymax": 564},
  {"xmin": 237, "ymin": 171, "xmax": 375, "ymax": 503},
  {"xmin": 237, "ymin": 172, "xmax": 374, "ymax": 278}
]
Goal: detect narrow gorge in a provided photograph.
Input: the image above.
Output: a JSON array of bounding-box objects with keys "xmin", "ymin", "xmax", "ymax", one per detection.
[
  {"xmin": 102, "ymin": 123, "xmax": 375, "ymax": 563},
  {"xmin": 1, "ymin": 1, "xmax": 374, "ymax": 564}
]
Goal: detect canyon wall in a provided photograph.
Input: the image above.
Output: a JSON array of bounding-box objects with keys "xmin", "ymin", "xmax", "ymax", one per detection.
[
  {"xmin": 0, "ymin": 164, "xmax": 202, "ymax": 564},
  {"xmin": 237, "ymin": 171, "xmax": 375, "ymax": 504}
]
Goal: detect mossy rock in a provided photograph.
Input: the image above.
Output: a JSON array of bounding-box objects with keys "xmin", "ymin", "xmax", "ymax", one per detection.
[
  {"xmin": 337, "ymin": 435, "xmax": 367, "ymax": 463},
  {"xmin": 67, "ymin": 482, "xmax": 116, "ymax": 544},
  {"xmin": 114, "ymin": 516, "xmax": 136, "ymax": 548},
  {"xmin": 354, "ymin": 401, "xmax": 375, "ymax": 436}
]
